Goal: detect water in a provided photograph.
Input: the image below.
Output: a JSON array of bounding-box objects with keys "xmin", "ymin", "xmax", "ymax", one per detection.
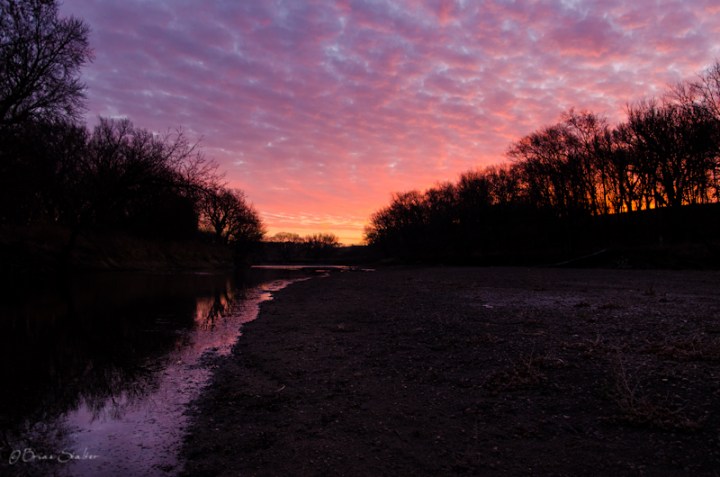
[{"xmin": 0, "ymin": 267, "xmax": 317, "ymax": 476}]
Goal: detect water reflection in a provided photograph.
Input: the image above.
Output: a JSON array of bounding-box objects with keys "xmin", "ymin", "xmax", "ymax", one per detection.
[{"xmin": 0, "ymin": 267, "xmax": 313, "ymax": 476}]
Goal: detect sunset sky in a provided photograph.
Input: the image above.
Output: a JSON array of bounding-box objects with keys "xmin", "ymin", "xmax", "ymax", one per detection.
[{"xmin": 59, "ymin": 0, "xmax": 720, "ymax": 244}]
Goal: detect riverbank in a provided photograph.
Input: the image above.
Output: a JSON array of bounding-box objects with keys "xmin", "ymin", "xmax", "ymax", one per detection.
[{"xmin": 181, "ymin": 266, "xmax": 720, "ymax": 476}]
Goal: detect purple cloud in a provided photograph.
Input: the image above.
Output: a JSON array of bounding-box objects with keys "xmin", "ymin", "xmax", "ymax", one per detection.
[{"xmin": 60, "ymin": 0, "xmax": 720, "ymax": 243}]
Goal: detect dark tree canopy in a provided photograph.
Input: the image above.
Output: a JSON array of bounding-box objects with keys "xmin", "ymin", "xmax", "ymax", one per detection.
[
  {"xmin": 81, "ymin": 118, "xmax": 210, "ymax": 237},
  {"xmin": 264, "ymin": 231, "xmax": 340, "ymax": 261},
  {"xmin": 304, "ymin": 233, "xmax": 340, "ymax": 259},
  {"xmin": 0, "ymin": 3, "xmax": 268, "ymax": 266},
  {"xmin": 200, "ymin": 187, "xmax": 264, "ymax": 245},
  {"xmin": 0, "ymin": 0, "xmax": 91, "ymax": 128},
  {"xmin": 366, "ymin": 61, "xmax": 720, "ymax": 262}
]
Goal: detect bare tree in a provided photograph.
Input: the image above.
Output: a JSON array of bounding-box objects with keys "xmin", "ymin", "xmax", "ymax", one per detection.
[
  {"xmin": 200, "ymin": 187, "xmax": 264, "ymax": 244},
  {"xmin": 269, "ymin": 232, "xmax": 303, "ymax": 243},
  {"xmin": 304, "ymin": 233, "xmax": 340, "ymax": 260},
  {"xmin": 267, "ymin": 232, "xmax": 304, "ymax": 261},
  {"xmin": 606, "ymin": 125, "xmax": 643, "ymax": 213},
  {"xmin": 65, "ymin": 117, "xmax": 223, "ymax": 238},
  {"xmin": 624, "ymin": 99, "xmax": 718, "ymax": 208},
  {"xmin": 0, "ymin": 0, "xmax": 92, "ymax": 128},
  {"xmin": 687, "ymin": 61, "xmax": 720, "ymax": 120},
  {"xmin": 508, "ymin": 123, "xmax": 580, "ymax": 215},
  {"xmin": 364, "ymin": 190, "xmax": 428, "ymax": 256}
]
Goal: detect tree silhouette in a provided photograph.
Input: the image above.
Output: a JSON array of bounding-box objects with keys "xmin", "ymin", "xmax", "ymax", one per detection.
[
  {"xmin": 80, "ymin": 118, "xmax": 204, "ymax": 237},
  {"xmin": 200, "ymin": 187, "xmax": 264, "ymax": 245},
  {"xmin": 366, "ymin": 62, "xmax": 720, "ymax": 262},
  {"xmin": 624, "ymin": 100, "xmax": 718, "ymax": 208},
  {"xmin": 0, "ymin": 0, "xmax": 91, "ymax": 128},
  {"xmin": 303, "ymin": 233, "xmax": 340, "ymax": 260},
  {"xmin": 267, "ymin": 232, "xmax": 304, "ymax": 261},
  {"xmin": 688, "ymin": 61, "xmax": 720, "ymax": 122},
  {"xmin": 270, "ymin": 232, "xmax": 303, "ymax": 243}
]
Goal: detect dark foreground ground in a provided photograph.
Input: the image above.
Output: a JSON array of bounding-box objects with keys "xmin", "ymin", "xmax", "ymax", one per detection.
[{"xmin": 181, "ymin": 267, "xmax": 720, "ymax": 476}]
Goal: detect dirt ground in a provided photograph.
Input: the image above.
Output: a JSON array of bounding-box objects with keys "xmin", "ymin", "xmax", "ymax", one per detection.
[{"xmin": 180, "ymin": 266, "xmax": 720, "ymax": 476}]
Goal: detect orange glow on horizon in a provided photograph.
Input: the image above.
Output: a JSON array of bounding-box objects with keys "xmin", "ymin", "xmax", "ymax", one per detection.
[
  {"xmin": 247, "ymin": 166, "xmax": 482, "ymax": 247},
  {"xmin": 264, "ymin": 225, "xmax": 365, "ymax": 246},
  {"xmin": 58, "ymin": 0, "xmax": 720, "ymax": 247}
]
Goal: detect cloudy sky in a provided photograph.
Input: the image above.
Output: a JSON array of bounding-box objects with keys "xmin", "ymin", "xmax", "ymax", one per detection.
[{"xmin": 60, "ymin": 0, "xmax": 720, "ymax": 243}]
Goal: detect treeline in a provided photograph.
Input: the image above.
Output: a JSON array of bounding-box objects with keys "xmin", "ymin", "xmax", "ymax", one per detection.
[
  {"xmin": 366, "ymin": 62, "xmax": 720, "ymax": 263},
  {"xmin": 0, "ymin": 0, "xmax": 263, "ymax": 266},
  {"xmin": 262, "ymin": 232, "xmax": 341, "ymax": 261},
  {"xmin": 1, "ymin": 118, "xmax": 262, "ymax": 240}
]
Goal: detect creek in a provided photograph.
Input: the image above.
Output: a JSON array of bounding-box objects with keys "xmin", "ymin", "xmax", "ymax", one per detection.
[{"xmin": 0, "ymin": 266, "xmax": 335, "ymax": 476}]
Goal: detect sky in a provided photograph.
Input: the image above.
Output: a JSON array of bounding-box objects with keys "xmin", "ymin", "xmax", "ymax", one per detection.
[{"xmin": 59, "ymin": 0, "xmax": 720, "ymax": 244}]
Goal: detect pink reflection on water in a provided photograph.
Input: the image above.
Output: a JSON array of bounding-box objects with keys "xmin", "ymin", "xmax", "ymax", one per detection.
[{"xmin": 63, "ymin": 278, "xmax": 305, "ymax": 477}]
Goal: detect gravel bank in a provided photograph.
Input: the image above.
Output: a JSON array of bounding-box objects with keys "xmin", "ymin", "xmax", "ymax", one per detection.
[{"xmin": 181, "ymin": 266, "xmax": 720, "ymax": 476}]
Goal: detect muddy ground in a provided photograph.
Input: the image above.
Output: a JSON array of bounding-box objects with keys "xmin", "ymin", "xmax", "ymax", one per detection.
[{"xmin": 181, "ymin": 266, "xmax": 720, "ymax": 476}]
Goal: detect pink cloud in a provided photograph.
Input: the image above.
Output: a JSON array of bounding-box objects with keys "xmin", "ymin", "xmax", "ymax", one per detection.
[{"xmin": 59, "ymin": 0, "xmax": 720, "ymax": 244}]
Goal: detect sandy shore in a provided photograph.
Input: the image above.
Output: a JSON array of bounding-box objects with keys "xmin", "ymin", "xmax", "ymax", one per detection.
[{"xmin": 181, "ymin": 266, "xmax": 720, "ymax": 476}]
